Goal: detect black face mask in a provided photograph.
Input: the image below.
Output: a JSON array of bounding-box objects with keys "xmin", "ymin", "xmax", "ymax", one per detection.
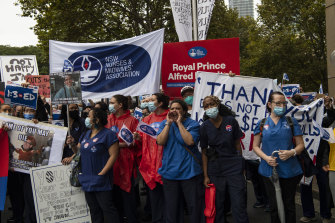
[{"xmin": 69, "ymin": 110, "xmax": 79, "ymax": 120}]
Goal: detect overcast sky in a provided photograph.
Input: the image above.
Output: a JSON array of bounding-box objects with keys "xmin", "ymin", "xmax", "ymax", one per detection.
[{"xmin": 0, "ymin": 0, "xmax": 261, "ymax": 47}]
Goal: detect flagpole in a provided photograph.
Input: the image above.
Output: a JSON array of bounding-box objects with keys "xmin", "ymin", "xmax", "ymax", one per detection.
[{"xmin": 192, "ymin": 0, "xmax": 198, "ymax": 41}]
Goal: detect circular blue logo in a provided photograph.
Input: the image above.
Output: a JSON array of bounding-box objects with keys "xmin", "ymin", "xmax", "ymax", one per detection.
[
  {"xmin": 188, "ymin": 47, "xmax": 207, "ymax": 59},
  {"xmin": 140, "ymin": 125, "xmax": 157, "ymax": 136},
  {"xmin": 120, "ymin": 128, "xmax": 134, "ymax": 143}
]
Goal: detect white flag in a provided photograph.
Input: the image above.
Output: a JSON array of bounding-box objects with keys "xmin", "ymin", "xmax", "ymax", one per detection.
[
  {"xmin": 170, "ymin": 0, "xmax": 193, "ymax": 42},
  {"xmin": 49, "ymin": 29, "xmax": 164, "ymax": 99},
  {"xmin": 197, "ymin": 0, "xmax": 215, "ymax": 40},
  {"xmin": 118, "ymin": 124, "xmax": 134, "ymax": 146}
]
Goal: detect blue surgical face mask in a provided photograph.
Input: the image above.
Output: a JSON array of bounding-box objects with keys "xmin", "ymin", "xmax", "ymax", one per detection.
[
  {"xmin": 24, "ymin": 113, "xmax": 34, "ymax": 120},
  {"xmin": 85, "ymin": 117, "xmax": 92, "ymax": 128},
  {"xmin": 109, "ymin": 104, "xmax": 116, "ymax": 113},
  {"xmin": 184, "ymin": 96, "xmax": 193, "ymax": 106},
  {"xmin": 273, "ymin": 106, "xmax": 286, "ymax": 116},
  {"xmin": 148, "ymin": 102, "xmax": 157, "ymax": 112},
  {"xmin": 205, "ymin": 107, "xmax": 219, "ymax": 119},
  {"xmin": 140, "ymin": 102, "xmax": 148, "ymax": 109}
]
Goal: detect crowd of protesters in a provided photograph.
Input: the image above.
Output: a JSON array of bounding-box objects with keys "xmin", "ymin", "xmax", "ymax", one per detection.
[{"xmin": 0, "ymin": 82, "xmax": 335, "ymax": 223}]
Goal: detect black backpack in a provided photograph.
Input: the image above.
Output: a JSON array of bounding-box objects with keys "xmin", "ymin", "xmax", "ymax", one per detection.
[{"xmin": 259, "ymin": 116, "xmax": 318, "ymax": 177}]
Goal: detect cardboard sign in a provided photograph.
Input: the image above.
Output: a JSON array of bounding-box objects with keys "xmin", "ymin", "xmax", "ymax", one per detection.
[
  {"xmin": 0, "ymin": 55, "xmax": 39, "ymax": 84},
  {"xmin": 30, "ymin": 164, "xmax": 91, "ymax": 223},
  {"xmin": 26, "ymin": 75, "xmax": 51, "ymax": 98},
  {"xmin": 5, "ymin": 82, "xmax": 38, "ymax": 109},
  {"xmin": 161, "ymin": 38, "xmax": 240, "ymax": 98}
]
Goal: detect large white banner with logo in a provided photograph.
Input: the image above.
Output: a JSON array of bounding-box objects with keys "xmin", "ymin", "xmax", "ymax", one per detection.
[
  {"xmin": 0, "ymin": 55, "xmax": 39, "ymax": 84},
  {"xmin": 197, "ymin": 0, "xmax": 215, "ymax": 40},
  {"xmin": 49, "ymin": 29, "xmax": 164, "ymax": 99},
  {"xmin": 191, "ymin": 72, "xmax": 324, "ymax": 161},
  {"xmin": 30, "ymin": 164, "xmax": 91, "ymax": 223},
  {"xmin": 170, "ymin": 0, "xmax": 193, "ymax": 42}
]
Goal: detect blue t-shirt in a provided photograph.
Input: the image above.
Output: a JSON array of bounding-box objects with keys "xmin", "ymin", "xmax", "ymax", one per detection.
[
  {"xmin": 254, "ymin": 116, "xmax": 303, "ymax": 178},
  {"xmin": 200, "ymin": 116, "xmax": 244, "ymax": 176},
  {"xmin": 157, "ymin": 118, "xmax": 202, "ymax": 180},
  {"xmin": 78, "ymin": 128, "xmax": 118, "ymax": 192}
]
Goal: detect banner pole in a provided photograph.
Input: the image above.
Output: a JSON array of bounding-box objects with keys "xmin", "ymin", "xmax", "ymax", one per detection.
[{"xmin": 192, "ymin": 0, "xmax": 198, "ymax": 41}]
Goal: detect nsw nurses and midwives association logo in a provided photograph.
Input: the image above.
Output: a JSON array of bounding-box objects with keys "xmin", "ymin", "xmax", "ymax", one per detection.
[
  {"xmin": 63, "ymin": 55, "xmax": 102, "ymax": 86},
  {"xmin": 62, "ymin": 45, "xmax": 152, "ymax": 93},
  {"xmin": 188, "ymin": 46, "xmax": 207, "ymax": 59}
]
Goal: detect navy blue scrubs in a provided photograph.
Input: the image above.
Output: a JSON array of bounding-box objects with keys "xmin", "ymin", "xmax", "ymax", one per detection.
[
  {"xmin": 200, "ymin": 116, "xmax": 249, "ymax": 223},
  {"xmin": 78, "ymin": 128, "xmax": 120, "ymax": 223}
]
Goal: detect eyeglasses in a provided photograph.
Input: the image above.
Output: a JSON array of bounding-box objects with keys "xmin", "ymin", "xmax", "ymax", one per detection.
[{"xmin": 272, "ymin": 101, "xmax": 288, "ymax": 106}]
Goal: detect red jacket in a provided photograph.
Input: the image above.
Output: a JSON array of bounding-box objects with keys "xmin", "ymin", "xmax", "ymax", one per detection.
[
  {"xmin": 139, "ymin": 110, "xmax": 168, "ymax": 190},
  {"xmin": 107, "ymin": 110, "xmax": 139, "ymax": 193}
]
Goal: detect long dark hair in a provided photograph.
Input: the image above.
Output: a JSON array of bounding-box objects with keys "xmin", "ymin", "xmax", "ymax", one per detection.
[{"xmin": 202, "ymin": 95, "xmax": 235, "ymax": 121}]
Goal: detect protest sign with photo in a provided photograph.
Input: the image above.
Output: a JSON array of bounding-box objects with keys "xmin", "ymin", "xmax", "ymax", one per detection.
[
  {"xmin": 26, "ymin": 75, "xmax": 51, "ymax": 98},
  {"xmin": 282, "ymin": 84, "xmax": 300, "ymax": 98},
  {"xmin": 49, "ymin": 29, "xmax": 164, "ymax": 99},
  {"xmin": 0, "ymin": 55, "xmax": 39, "ymax": 84},
  {"xmin": 0, "ymin": 114, "xmax": 68, "ymax": 174},
  {"xmin": 30, "ymin": 164, "xmax": 91, "ymax": 223},
  {"xmin": 0, "ymin": 82, "xmax": 4, "ymax": 104},
  {"xmin": 161, "ymin": 38, "xmax": 240, "ymax": 98},
  {"xmin": 5, "ymin": 82, "xmax": 38, "ymax": 109},
  {"xmin": 50, "ymin": 71, "xmax": 82, "ymax": 105},
  {"xmin": 191, "ymin": 72, "xmax": 324, "ymax": 161}
]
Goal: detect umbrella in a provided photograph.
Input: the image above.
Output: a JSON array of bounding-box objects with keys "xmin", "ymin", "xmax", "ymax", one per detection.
[{"xmin": 270, "ymin": 151, "xmax": 285, "ymax": 223}]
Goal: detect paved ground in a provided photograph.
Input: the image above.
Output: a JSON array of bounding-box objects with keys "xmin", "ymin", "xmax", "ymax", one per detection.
[{"xmin": 1, "ymin": 180, "xmax": 334, "ymax": 223}]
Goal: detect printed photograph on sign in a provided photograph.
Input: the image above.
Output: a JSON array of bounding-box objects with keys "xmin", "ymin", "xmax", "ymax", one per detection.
[
  {"xmin": 0, "ymin": 55, "xmax": 39, "ymax": 84},
  {"xmin": 0, "ymin": 114, "xmax": 67, "ymax": 174},
  {"xmin": 8, "ymin": 123, "xmax": 54, "ymax": 173},
  {"xmin": 50, "ymin": 71, "xmax": 82, "ymax": 104}
]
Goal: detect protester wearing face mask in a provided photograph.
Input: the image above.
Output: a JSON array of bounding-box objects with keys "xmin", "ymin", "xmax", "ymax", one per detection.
[
  {"xmin": 61, "ymin": 104, "xmax": 87, "ymax": 161},
  {"xmin": 13, "ymin": 105, "xmax": 23, "ymax": 118},
  {"xmin": 66, "ymin": 108, "xmax": 120, "ymax": 223},
  {"xmin": 180, "ymin": 86, "xmax": 194, "ymax": 114},
  {"xmin": 253, "ymin": 91, "xmax": 305, "ymax": 223},
  {"xmin": 200, "ymin": 95, "xmax": 249, "ymax": 223},
  {"xmin": 156, "ymin": 99, "xmax": 203, "ymax": 223},
  {"xmin": 136, "ymin": 93, "xmax": 169, "ymax": 223},
  {"xmin": 107, "ymin": 95, "xmax": 140, "ymax": 223}
]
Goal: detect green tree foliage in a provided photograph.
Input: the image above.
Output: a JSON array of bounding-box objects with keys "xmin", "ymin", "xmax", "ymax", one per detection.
[
  {"xmin": 244, "ymin": 0, "xmax": 326, "ymax": 92},
  {"xmin": 0, "ymin": 45, "xmax": 48, "ymax": 75}
]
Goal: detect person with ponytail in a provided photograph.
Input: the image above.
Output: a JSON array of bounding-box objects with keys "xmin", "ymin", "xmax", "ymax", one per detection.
[
  {"xmin": 107, "ymin": 95, "xmax": 139, "ymax": 223},
  {"xmin": 200, "ymin": 95, "xmax": 249, "ymax": 223},
  {"xmin": 69, "ymin": 108, "xmax": 120, "ymax": 223}
]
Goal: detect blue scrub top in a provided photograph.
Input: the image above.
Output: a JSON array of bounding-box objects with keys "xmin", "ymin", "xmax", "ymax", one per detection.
[
  {"xmin": 157, "ymin": 118, "xmax": 202, "ymax": 180},
  {"xmin": 78, "ymin": 128, "xmax": 118, "ymax": 192},
  {"xmin": 254, "ymin": 116, "xmax": 303, "ymax": 178},
  {"xmin": 200, "ymin": 116, "xmax": 244, "ymax": 176}
]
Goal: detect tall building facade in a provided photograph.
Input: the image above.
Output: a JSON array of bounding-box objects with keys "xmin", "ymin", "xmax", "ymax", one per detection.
[{"xmin": 229, "ymin": 0, "xmax": 254, "ymax": 18}]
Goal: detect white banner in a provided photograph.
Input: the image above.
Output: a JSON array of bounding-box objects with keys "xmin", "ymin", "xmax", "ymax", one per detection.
[
  {"xmin": 170, "ymin": 0, "xmax": 193, "ymax": 42},
  {"xmin": 197, "ymin": 0, "xmax": 215, "ymax": 40},
  {"xmin": 0, "ymin": 114, "xmax": 68, "ymax": 173},
  {"xmin": 30, "ymin": 164, "xmax": 91, "ymax": 223},
  {"xmin": 49, "ymin": 29, "xmax": 164, "ymax": 99},
  {"xmin": 0, "ymin": 55, "xmax": 39, "ymax": 84},
  {"xmin": 191, "ymin": 72, "xmax": 324, "ymax": 161}
]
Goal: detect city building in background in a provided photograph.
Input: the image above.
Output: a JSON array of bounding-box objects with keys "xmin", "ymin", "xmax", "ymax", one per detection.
[{"xmin": 229, "ymin": 0, "xmax": 254, "ymax": 18}]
